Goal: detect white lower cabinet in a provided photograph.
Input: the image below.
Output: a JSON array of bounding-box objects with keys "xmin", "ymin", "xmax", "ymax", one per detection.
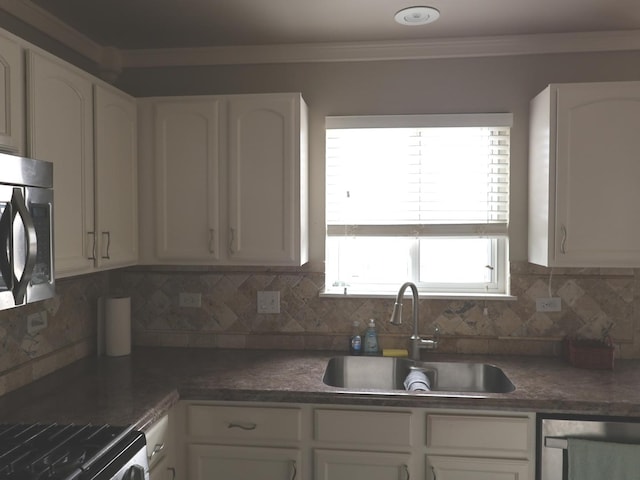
[
  {"xmin": 188, "ymin": 445, "xmax": 300, "ymax": 480},
  {"xmin": 425, "ymin": 413, "xmax": 534, "ymax": 480},
  {"xmin": 144, "ymin": 410, "xmax": 176, "ymax": 480},
  {"xmin": 176, "ymin": 401, "xmax": 534, "ymax": 480},
  {"xmin": 314, "ymin": 450, "xmax": 410, "ymax": 480},
  {"xmin": 427, "ymin": 456, "xmax": 530, "ymax": 480}
]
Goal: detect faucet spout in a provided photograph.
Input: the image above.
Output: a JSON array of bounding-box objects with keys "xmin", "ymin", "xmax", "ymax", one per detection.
[{"xmin": 389, "ymin": 282, "xmax": 438, "ymax": 360}]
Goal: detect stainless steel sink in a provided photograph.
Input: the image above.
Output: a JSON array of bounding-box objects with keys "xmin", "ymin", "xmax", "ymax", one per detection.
[{"xmin": 322, "ymin": 356, "xmax": 515, "ymax": 393}]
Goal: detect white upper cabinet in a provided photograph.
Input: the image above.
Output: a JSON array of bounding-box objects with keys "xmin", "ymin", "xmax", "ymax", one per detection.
[
  {"xmin": 94, "ymin": 85, "xmax": 138, "ymax": 269},
  {"xmin": 141, "ymin": 93, "xmax": 308, "ymax": 266},
  {"xmin": 27, "ymin": 50, "xmax": 95, "ymax": 277},
  {"xmin": 0, "ymin": 32, "xmax": 23, "ymax": 154},
  {"xmin": 529, "ymin": 82, "xmax": 640, "ymax": 267},
  {"xmin": 153, "ymin": 98, "xmax": 221, "ymax": 262},
  {"xmin": 227, "ymin": 93, "xmax": 308, "ymax": 265}
]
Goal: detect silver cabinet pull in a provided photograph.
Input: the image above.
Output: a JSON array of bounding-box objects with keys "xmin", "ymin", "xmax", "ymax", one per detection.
[
  {"xmin": 431, "ymin": 466, "xmax": 436, "ymax": 480},
  {"xmin": 167, "ymin": 467, "xmax": 176, "ymax": 480},
  {"xmin": 101, "ymin": 231, "xmax": 111, "ymax": 259},
  {"xmin": 403, "ymin": 464, "xmax": 410, "ymax": 480},
  {"xmin": 148, "ymin": 442, "xmax": 165, "ymax": 461},
  {"xmin": 560, "ymin": 224, "xmax": 567, "ymax": 254},
  {"xmin": 227, "ymin": 421, "xmax": 257, "ymax": 430},
  {"xmin": 229, "ymin": 228, "xmax": 236, "ymax": 254},
  {"xmin": 87, "ymin": 231, "xmax": 96, "ymax": 260},
  {"xmin": 290, "ymin": 460, "xmax": 297, "ymax": 480},
  {"xmin": 208, "ymin": 228, "xmax": 216, "ymax": 254}
]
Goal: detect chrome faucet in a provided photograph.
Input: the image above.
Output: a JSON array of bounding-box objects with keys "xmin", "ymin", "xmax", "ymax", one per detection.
[{"xmin": 389, "ymin": 282, "xmax": 439, "ymax": 360}]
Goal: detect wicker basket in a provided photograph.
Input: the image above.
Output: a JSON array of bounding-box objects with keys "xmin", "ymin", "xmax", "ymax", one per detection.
[{"xmin": 563, "ymin": 337, "xmax": 614, "ymax": 370}]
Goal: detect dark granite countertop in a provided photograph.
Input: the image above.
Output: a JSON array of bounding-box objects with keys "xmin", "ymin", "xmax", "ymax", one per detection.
[{"xmin": 1, "ymin": 347, "xmax": 640, "ymax": 429}]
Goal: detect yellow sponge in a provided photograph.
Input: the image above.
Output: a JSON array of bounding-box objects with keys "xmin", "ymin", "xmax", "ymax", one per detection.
[{"xmin": 382, "ymin": 349, "xmax": 409, "ymax": 357}]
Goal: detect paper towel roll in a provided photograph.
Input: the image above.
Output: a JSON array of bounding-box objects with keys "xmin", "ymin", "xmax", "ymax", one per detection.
[{"xmin": 104, "ymin": 296, "xmax": 131, "ymax": 357}]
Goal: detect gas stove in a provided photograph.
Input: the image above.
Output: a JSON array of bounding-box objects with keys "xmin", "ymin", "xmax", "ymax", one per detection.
[{"xmin": 0, "ymin": 424, "xmax": 148, "ymax": 480}]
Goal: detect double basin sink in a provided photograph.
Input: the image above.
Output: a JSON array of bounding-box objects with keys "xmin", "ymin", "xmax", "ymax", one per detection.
[{"xmin": 322, "ymin": 356, "xmax": 515, "ymax": 394}]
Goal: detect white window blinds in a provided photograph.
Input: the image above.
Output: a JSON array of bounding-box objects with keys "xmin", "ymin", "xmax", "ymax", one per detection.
[{"xmin": 325, "ymin": 113, "xmax": 512, "ymax": 238}]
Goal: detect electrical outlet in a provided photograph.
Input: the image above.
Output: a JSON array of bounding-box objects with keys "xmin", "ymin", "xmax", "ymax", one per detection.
[
  {"xmin": 257, "ymin": 291, "xmax": 280, "ymax": 314},
  {"xmin": 179, "ymin": 292, "xmax": 202, "ymax": 308},
  {"xmin": 27, "ymin": 311, "xmax": 48, "ymax": 335},
  {"xmin": 536, "ymin": 297, "xmax": 562, "ymax": 312}
]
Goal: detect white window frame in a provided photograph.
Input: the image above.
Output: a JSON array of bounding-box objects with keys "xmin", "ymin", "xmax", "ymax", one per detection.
[{"xmin": 324, "ymin": 113, "xmax": 513, "ymax": 298}]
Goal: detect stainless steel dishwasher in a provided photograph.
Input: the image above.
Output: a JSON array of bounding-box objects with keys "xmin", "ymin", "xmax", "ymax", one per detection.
[{"xmin": 537, "ymin": 413, "xmax": 640, "ymax": 480}]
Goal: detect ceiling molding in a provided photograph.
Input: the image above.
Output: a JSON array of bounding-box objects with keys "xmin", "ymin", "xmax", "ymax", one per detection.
[
  {"xmin": 0, "ymin": 0, "xmax": 105, "ymax": 63},
  {"xmin": 2, "ymin": 0, "xmax": 640, "ymax": 69},
  {"xmin": 120, "ymin": 30, "xmax": 640, "ymax": 67}
]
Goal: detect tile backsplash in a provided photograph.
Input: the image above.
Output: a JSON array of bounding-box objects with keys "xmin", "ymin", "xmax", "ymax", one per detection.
[
  {"xmin": 0, "ymin": 262, "xmax": 637, "ymax": 398},
  {"xmin": 0, "ymin": 272, "xmax": 109, "ymax": 396},
  {"xmin": 114, "ymin": 261, "xmax": 640, "ymax": 358}
]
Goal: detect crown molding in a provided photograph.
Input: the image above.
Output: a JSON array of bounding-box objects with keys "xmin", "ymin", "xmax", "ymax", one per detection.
[
  {"xmin": 120, "ymin": 30, "xmax": 640, "ymax": 67},
  {"xmin": 2, "ymin": 0, "xmax": 640, "ymax": 69},
  {"xmin": 0, "ymin": 0, "xmax": 104, "ymax": 63}
]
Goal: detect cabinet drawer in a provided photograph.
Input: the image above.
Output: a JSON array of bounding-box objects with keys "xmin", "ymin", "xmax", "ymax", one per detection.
[
  {"xmin": 187, "ymin": 405, "xmax": 301, "ymax": 442},
  {"xmin": 315, "ymin": 409, "xmax": 413, "ymax": 447},
  {"xmin": 145, "ymin": 415, "xmax": 169, "ymax": 470},
  {"xmin": 426, "ymin": 414, "xmax": 531, "ymax": 456}
]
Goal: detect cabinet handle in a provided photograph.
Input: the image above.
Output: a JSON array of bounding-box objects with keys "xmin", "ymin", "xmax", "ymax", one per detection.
[
  {"xmin": 229, "ymin": 228, "xmax": 236, "ymax": 254},
  {"xmin": 208, "ymin": 229, "xmax": 216, "ymax": 254},
  {"xmin": 167, "ymin": 467, "xmax": 176, "ymax": 480},
  {"xmin": 431, "ymin": 466, "xmax": 436, "ymax": 480},
  {"xmin": 148, "ymin": 442, "xmax": 165, "ymax": 461},
  {"xmin": 560, "ymin": 225, "xmax": 567, "ymax": 254},
  {"xmin": 290, "ymin": 460, "xmax": 297, "ymax": 480},
  {"xmin": 88, "ymin": 231, "xmax": 96, "ymax": 260},
  {"xmin": 101, "ymin": 231, "xmax": 111, "ymax": 259},
  {"xmin": 403, "ymin": 464, "xmax": 410, "ymax": 480},
  {"xmin": 227, "ymin": 421, "xmax": 257, "ymax": 430}
]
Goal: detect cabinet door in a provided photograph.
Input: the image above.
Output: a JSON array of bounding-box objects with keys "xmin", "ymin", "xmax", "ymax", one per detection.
[
  {"xmin": 188, "ymin": 444, "xmax": 300, "ymax": 480},
  {"xmin": 554, "ymin": 82, "xmax": 640, "ymax": 266},
  {"xmin": 428, "ymin": 455, "xmax": 530, "ymax": 480},
  {"xmin": 314, "ymin": 449, "xmax": 411, "ymax": 480},
  {"xmin": 0, "ymin": 32, "xmax": 23, "ymax": 154},
  {"xmin": 155, "ymin": 100, "xmax": 221, "ymax": 262},
  {"xmin": 227, "ymin": 93, "xmax": 307, "ymax": 266},
  {"xmin": 27, "ymin": 51, "xmax": 94, "ymax": 277},
  {"xmin": 94, "ymin": 85, "xmax": 138, "ymax": 269}
]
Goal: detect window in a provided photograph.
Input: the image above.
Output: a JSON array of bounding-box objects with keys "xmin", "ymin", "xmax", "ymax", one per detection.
[{"xmin": 325, "ymin": 113, "xmax": 512, "ymax": 296}]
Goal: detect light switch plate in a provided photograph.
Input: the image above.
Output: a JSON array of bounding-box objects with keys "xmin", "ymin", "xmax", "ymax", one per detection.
[{"xmin": 257, "ymin": 291, "xmax": 280, "ymax": 314}]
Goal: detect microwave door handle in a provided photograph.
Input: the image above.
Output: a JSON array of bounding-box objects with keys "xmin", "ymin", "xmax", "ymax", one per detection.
[
  {"xmin": 0, "ymin": 201, "xmax": 13, "ymax": 290},
  {"xmin": 10, "ymin": 188, "xmax": 37, "ymax": 304}
]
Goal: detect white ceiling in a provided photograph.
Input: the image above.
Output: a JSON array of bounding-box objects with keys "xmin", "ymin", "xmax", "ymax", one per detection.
[{"xmin": 22, "ymin": 0, "xmax": 640, "ymax": 50}]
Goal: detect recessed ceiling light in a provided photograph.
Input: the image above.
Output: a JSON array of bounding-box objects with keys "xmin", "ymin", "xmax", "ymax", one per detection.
[{"xmin": 394, "ymin": 6, "xmax": 440, "ymax": 26}]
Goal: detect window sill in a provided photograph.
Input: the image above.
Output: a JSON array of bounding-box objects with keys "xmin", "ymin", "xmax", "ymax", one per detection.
[{"xmin": 320, "ymin": 290, "xmax": 517, "ymax": 301}]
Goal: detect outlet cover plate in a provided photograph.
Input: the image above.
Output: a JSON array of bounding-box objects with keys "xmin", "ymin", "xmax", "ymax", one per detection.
[
  {"xmin": 27, "ymin": 311, "xmax": 48, "ymax": 335},
  {"xmin": 179, "ymin": 292, "xmax": 202, "ymax": 308},
  {"xmin": 536, "ymin": 297, "xmax": 562, "ymax": 312},
  {"xmin": 257, "ymin": 291, "xmax": 280, "ymax": 314}
]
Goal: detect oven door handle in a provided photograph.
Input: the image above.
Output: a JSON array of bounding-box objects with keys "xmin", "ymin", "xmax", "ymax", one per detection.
[
  {"xmin": 10, "ymin": 188, "xmax": 37, "ymax": 304},
  {"xmin": 123, "ymin": 464, "xmax": 146, "ymax": 480}
]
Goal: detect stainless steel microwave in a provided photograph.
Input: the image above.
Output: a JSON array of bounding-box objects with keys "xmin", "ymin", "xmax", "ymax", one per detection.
[{"xmin": 0, "ymin": 152, "xmax": 54, "ymax": 310}]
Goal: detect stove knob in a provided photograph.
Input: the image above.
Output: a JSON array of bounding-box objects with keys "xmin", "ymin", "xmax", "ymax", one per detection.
[{"xmin": 123, "ymin": 464, "xmax": 146, "ymax": 480}]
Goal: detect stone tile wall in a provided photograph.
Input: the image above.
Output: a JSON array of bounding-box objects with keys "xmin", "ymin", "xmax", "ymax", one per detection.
[
  {"xmin": 114, "ymin": 262, "xmax": 640, "ymax": 359},
  {"xmin": 0, "ymin": 272, "xmax": 109, "ymax": 396}
]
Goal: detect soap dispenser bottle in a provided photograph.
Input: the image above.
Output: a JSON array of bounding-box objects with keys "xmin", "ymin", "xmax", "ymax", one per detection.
[
  {"xmin": 349, "ymin": 320, "xmax": 362, "ymax": 356},
  {"xmin": 363, "ymin": 318, "xmax": 379, "ymax": 356}
]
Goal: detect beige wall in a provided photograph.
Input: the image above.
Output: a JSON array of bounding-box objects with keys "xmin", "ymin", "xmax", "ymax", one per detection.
[{"xmin": 118, "ymin": 51, "xmax": 640, "ymax": 263}]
